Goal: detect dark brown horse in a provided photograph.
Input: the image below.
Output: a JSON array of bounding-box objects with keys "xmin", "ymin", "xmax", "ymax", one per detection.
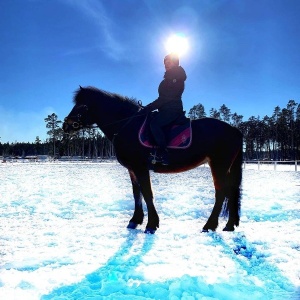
[{"xmin": 63, "ymin": 86, "xmax": 243, "ymax": 234}]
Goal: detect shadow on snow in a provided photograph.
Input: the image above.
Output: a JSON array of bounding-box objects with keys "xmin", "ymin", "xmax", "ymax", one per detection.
[{"xmin": 41, "ymin": 230, "xmax": 299, "ymax": 300}]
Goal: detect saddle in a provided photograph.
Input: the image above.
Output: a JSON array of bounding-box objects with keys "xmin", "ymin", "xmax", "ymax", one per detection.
[{"xmin": 139, "ymin": 113, "xmax": 192, "ymax": 149}]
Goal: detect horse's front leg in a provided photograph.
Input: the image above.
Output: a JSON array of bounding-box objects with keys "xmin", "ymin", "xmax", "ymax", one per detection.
[
  {"xmin": 132, "ymin": 168, "xmax": 159, "ymax": 234},
  {"xmin": 127, "ymin": 170, "xmax": 144, "ymax": 229}
]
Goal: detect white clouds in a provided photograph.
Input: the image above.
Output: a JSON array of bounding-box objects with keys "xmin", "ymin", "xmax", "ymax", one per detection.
[{"xmin": 64, "ymin": 0, "xmax": 125, "ymax": 60}]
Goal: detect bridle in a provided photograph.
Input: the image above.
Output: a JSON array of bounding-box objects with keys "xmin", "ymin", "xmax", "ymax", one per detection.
[
  {"xmin": 63, "ymin": 101, "xmax": 148, "ymax": 135},
  {"xmin": 63, "ymin": 105, "xmax": 89, "ymax": 132}
]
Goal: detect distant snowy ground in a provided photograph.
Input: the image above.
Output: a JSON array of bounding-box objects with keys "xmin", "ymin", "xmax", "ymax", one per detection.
[{"xmin": 0, "ymin": 162, "xmax": 299, "ymax": 300}]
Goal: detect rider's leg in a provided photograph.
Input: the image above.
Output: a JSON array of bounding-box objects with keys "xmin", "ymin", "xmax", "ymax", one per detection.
[{"xmin": 149, "ymin": 111, "xmax": 179, "ymax": 165}]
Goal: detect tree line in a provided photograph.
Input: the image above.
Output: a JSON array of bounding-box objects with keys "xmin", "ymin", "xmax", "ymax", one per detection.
[
  {"xmin": 1, "ymin": 99, "xmax": 299, "ymax": 161},
  {"xmin": 0, "ymin": 113, "xmax": 115, "ymax": 159},
  {"xmin": 188, "ymin": 99, "xmax": 300, "ymax": 160}
]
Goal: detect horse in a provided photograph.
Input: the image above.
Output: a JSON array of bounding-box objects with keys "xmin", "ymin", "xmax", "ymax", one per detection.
[{"xmin": 63, "ymin": 86, "xmax": 243, "ymax": 234}]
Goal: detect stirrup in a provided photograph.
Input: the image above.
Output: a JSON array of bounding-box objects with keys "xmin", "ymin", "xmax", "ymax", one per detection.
[
  {"xmin": 149, "ymin": 149, "xmax": 159, "ymax": 164},
  {"xmin": 149, "ymin": 148, "xmax": 169, "ymax": 165}
]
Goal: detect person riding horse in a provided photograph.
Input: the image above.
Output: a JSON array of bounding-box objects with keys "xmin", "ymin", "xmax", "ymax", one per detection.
[
  {"xmin": 145, "ymin": 53, "xmax": 187, "ymax": 165},
  {"xmin": 64, "ymin": 86, "xmax": 243, "ymax": 233}
]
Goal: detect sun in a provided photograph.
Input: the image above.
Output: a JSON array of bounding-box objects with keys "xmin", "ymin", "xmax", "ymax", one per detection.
[{"xmin": 165, "ymin": 34, "xmax": 189, "ymax": 56}]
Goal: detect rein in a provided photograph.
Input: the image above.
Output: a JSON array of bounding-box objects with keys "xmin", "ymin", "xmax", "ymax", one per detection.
[
  {"xmin": 110, "ymin": 110, "xmax": 148, "ymax": 145},
  {"xmin": 102, "ymin": 111, "xmax": 146, "ymax": 129},
  {"xmin": 101, "ymin": 100, "xmax": 146, "ymax": 130}
]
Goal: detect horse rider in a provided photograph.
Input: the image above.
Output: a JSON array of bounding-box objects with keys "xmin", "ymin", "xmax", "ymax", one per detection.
[{"xmin": 145, "ymin": 53, "xmax": 187, "ymax": 165}]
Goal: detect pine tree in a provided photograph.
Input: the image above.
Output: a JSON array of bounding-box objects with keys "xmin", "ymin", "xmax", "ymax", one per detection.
[
  {"xmin": 44, "ymin": 113, "xmax": 62, "ymax": 157},
  {"xmin": 188, "ymin": 103, "xmax": 206, "ymax": 120}
]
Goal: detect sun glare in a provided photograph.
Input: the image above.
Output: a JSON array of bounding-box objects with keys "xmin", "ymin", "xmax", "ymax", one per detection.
[{"xmin": 165, "ymin": 34, "xmax": 189, "ymax": 56}]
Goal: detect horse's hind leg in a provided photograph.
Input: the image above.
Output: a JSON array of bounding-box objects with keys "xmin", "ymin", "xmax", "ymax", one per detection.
[
  {"xmin": 204, "ymin": 185, "xmax": 240, "ymax": 232},
  {"xmin": 223, "ymin": 186, "xmax": 241, "ymax": 231},
  {"xmin": 202, "ymin": 163, "xmax": 228, "ymax": 232},
  {"xmin": 127, "ymin": 169, "xmax": 144, "ymax": 229},
  {"xmin": 202, "ymin": 188, "xmax": 226, "ymax": 232},
  {"xmin": 223, "ymin": 149, "xmax": 242, "ymax": 231}
]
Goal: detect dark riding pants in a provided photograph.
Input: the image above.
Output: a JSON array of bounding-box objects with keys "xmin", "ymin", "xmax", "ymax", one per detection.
[{"xmin": 150, "ymin": 110, "xmax": 181, "ymax": 149}]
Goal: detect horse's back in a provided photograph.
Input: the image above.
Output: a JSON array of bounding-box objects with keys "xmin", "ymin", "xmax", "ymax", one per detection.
[
  {"xmin": 190, "ymin": 118, "xmax": 243, "ymax": 164},
  {"xmin": 191, "ymin": 118, "xmax": 242, "ymax": 142}
]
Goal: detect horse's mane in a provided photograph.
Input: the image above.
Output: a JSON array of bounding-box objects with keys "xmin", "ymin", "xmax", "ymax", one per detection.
[{"xmin": 73, "ymin": 86, "xmax": 139, "ymax": 113}]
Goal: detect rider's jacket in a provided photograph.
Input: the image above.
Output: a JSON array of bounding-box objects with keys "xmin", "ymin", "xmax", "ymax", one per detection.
[{"xmin": 147, "ymin": 66, "xmax": 187, "ymax": 113}]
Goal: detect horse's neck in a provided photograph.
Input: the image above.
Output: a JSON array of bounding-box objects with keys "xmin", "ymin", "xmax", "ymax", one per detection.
[{"xmin": 94, "ymin": 101, "xmax": 135, "ymax": 141}]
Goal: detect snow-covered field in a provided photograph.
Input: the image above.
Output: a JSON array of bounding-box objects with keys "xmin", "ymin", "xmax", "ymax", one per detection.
[{"xmin": 0, "ymin": 162, "xmax": 299, "ymax": 300}]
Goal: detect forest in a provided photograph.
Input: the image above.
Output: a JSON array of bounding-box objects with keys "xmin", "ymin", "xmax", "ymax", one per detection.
[{"xmin": 0, "ymin": 99, "xmax": 299, "ymax": 161}]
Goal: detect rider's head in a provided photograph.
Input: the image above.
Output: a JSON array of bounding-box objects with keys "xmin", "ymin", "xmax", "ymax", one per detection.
[{"xmin": 164, "ymin": 53, "xmax": 179, "ymax": 71}]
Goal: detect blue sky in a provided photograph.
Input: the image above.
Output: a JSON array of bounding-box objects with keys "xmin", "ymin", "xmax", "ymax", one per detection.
[{"xmin": 0, "ymin": 0, "xmax": 299, "ymax": 143}]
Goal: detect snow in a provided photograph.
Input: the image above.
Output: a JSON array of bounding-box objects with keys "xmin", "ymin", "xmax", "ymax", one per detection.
[{"xmin": 0, "ymin": 162, "xmax": 299, "ymax": 300}]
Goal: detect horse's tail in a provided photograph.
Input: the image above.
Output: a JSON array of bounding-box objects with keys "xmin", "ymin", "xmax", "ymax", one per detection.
[{"xmin": 222, "ymin": 137, "xmax": 243, "ymax": 226}]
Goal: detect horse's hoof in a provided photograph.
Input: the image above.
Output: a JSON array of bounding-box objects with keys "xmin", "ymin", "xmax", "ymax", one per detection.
[
  {"xmin": 223, "ymin": 226, "xmax": 235, "ymax": 232},
  {"xmin": 144, "ymin": 228, "xmax": 156, "ymax": 234},
  {"xmin": 127, "ymin": 221, "xmax": 138, "ymax": 229},
  {"xmin": 202, "ymin": 228, "xmax": 216, "ymax": 233}
]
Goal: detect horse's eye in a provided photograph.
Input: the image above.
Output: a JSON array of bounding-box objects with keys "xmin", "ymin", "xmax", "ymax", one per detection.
[{"xmin": 72, "ymin": 122, "xmax": 80, "ymax": 129}]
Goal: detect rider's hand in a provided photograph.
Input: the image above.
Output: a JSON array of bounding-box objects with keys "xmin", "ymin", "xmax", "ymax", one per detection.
[{"xmin": 145, "ymin": 103, "xmax": 154, "ymax": 112}]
